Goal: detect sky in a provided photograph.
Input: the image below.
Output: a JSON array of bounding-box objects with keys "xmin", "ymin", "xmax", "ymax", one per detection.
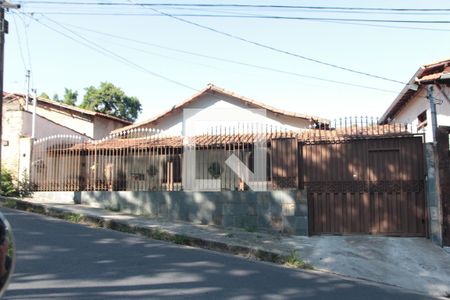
[{"xmin": 5, "ymin": 0, "xmax": 450, "ymax": 123}]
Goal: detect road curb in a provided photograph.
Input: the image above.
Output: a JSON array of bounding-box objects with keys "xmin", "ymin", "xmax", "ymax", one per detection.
[
  {"xmin": 0, "ymin": 197, "xmax": 289, "ymax": 266},
  {"xmin": 1, "ymin": 197, "xmax": 441, "ymax": 298}
]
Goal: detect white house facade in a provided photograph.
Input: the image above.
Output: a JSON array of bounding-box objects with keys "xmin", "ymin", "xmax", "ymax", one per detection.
[
  {"xmin": 2, "ymin": 93, "xmax": 132, "ymax": 180},
  {"xmin": 380, "ymin": 58, "xmax": 450, "ymax": 143},
  {"xmin": 113, "ymin": 84, "xmax": 326, "ymax": 136}
]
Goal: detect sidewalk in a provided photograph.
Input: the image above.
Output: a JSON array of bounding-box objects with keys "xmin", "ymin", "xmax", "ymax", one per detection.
[{"xmin": 1, "ymin": 196, "xmax": 449, "ymax": 298}]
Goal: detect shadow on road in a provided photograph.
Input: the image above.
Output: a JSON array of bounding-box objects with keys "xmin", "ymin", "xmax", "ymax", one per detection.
[{"xmin": 2, "ymin": 209, "xmax": 432, "ymax": 300}]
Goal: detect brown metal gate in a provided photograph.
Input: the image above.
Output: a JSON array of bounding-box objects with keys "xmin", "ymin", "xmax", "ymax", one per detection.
[{"xmin": 303, "ymin": 136, "xmax": 426, "ymax": 236}]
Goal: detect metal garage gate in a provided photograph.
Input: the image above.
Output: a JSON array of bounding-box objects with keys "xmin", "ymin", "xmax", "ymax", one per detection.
[{"xmin": 302, "ymin": 136, "xmax": 427, "ymax": 236}]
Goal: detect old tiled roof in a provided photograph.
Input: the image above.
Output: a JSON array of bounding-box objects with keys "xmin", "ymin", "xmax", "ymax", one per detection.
[
  {"xmin": 4, "ymin": 92, "xmax": 132, "ymax": 125},
  {"xmin": 380, "ymin": 58, "xmax": 450, "ymax": 123},
  {"xmin": 60, "ymin": 124, "xmax": 409, "ymax": 152},
  {"xmin": 112, "ymin": 84, "xmax": 329, "ymax": 134}
]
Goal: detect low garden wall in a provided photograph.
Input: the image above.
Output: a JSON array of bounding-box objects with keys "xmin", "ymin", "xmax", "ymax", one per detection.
[{"xmin": 33, "ymin": 190, "xmax": 308, "ymax": 235}]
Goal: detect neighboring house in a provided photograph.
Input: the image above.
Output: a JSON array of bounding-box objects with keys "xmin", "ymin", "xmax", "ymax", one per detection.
[
  {"xmin": 2, "ymin": 92, "xmax": 132, "ymax": 179},
  {"xmin": 380, "ymin": 58, "xmax": 450, "ymax": 142},
  {"xmin": 112, "ymin": 84, "xmax": 327, "ymax": 135}
]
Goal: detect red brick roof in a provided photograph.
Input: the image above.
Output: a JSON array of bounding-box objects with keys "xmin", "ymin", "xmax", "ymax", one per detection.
[
  {"xmin": 4, "ymin": 92, "xmax": 132, "ymax": 125},
  {"xmin": 62, "ymin": 124, "xmax": 409, "ymax": 152}
]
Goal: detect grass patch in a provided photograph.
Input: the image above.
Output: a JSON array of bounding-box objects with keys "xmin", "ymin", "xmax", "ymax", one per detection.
[
  {"xmin": 245, "ymin": 226, "xmax": 257, "ymax": 233},
  {"xmin": 284, "ymin": 250, "xmax": 313, "ymax": 269},
  {"xmin": 225, "ymin": 232, "xmax": 234, "ymax": 238},
  {"xmin": 151, "ymin": 228, "xmax": 165, "ymax": 240},
  {"xmin": 64, "ymin": 213, "xmax": 83, "ymax": 223},
  {"xmin": 172, "ymin": 235, "xmax": 190, "ymax": 245},
  {"xmin": 1, "ymin": 199, "xmax": 17, "ymax": 209}
]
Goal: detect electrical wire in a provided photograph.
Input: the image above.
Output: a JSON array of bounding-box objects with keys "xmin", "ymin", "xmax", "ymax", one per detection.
[
  {"xmin": 59, "ymin": 21, "xmax": 397, "ymax": 94},
  {"xmin": 15, "ymin": 2, "xmax": 450, "ymax": 12},
  {"xmin": 12, "ymin": 10, "xmax": 450, "ymax": 24},
  {"xmin": 16, "ymin": 12, "xmax": 197, "ymax": 92},
  {"xmin": 11, "ymin": 13, "xmax": 28, "ymax": 72},
  {"xmin": 127, "ymin": 2, "xmax": 407, "ymax": 84}
]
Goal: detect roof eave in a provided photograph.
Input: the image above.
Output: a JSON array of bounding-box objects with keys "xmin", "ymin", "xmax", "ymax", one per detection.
[{"xmin": 379, "ymin": 66, "xmax": 425, "ymax": 124}]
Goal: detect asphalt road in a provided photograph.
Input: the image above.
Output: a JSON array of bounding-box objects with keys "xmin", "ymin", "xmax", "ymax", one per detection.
[{"xmin": 1, "ymin": 208, "xmax": 434, "ymax": 300}]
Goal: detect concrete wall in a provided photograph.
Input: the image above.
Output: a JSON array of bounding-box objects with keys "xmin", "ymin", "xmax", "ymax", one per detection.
[
  {"xmin": 34, "ymin": 190, "xmax": 309, "ymax": 235},
  {"xmin": 2, "ymin": 108, "xmax": 24, "ymax": 175},
  {"xmin": 93, "ymin": 116, "xmax": 129, "ymax": 139}
]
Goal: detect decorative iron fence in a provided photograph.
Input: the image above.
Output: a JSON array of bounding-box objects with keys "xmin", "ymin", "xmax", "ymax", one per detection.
[{"xmin": 30, "ymin": 117, "xmax": 417, "ymax": 192}]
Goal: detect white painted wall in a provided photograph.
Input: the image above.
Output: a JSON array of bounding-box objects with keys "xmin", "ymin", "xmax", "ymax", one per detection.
[
  {"xmin": 1, "ymin": 98, "xmax": 89, "ymax": 179},
  {"xmin": 31, "ymin": 104, "xmax": 95, "ymax": 138},
  {"xmin": 147, "ymin": 93, "xmax": 311, "ymax": 136},
  {"xmin": 390, "ymin": 85, "xmax": 450, "ymax": 143},
  {"xmin": 22, "ymin": 111, "xmax": 86, "ymax": 139}
]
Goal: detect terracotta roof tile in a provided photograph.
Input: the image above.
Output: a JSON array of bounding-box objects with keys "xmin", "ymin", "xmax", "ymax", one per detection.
[
  {"xmin": 60, "ymin": 124, "xmax": 409, "ymax": 152},
  {"xmin": 5, "ymin": 93, "xmax": 132, "ymax": 125}
]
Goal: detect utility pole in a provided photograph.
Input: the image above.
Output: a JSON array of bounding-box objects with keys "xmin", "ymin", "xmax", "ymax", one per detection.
[
  {"xmin": 0, "ymin": 1, "xmax": 21, "ymax": 169},
  {"xmin": 25, "ymin": 69, "xmax": 30, "ymax": 110},
  {"xmin": 427, "ymin": 85, "xmax": 439, "ymax": 144},
  {"xmin": 31, "ymin": 88, "xmax": 36, "ymax": 139}
]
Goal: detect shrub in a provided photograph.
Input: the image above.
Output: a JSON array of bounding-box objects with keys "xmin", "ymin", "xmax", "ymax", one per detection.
[
  {"xmin": 0, "ymin": 168, "xmax": 34, "ymax": 198},
  {"xmin": 17, "ymin": 170, "xmax": 34, "ymax": 197},
  {"xmin": 0, "ymin": 168, "xmax": 18, "ymax": 197}
]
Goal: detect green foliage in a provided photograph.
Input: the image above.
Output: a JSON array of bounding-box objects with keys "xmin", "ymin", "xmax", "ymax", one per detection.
[
  {"xmin": 0, "ymin": 169, "xmax": 35, "ymax": 198},
  {"xmin": 172, "ymin": 235, "xmax": 190, "ymax": 245},
  {"xmin": 39, "ymin": 92, "xmax": 50, "ymax": 99},
  {"xmin": 245, "ymin": 226, "xmax": 257, "ymax": 232},
  {"xmin": 1, "ymin": 199, "xmax": 17, "ymax": 209},
  {"xmin": 80, "ymin": 82, "xmax": 142, "ymax": 122},
  {"xmin": 17, "ymin": 170, "xmax": 34, "ymax": 197},
  {"xmin": 62, "ymin": 88, "xmax": 78, "ymax": 106},
  {"xmin": 284, "ymin": 250, "xmax": 313, "ymax": 269},
  {"xmin": 225, "ymin": 232, "xmax": 234, "ymax": 238},
  {"xmin": 51, "ymin": 88, "xmax": 78, "ymax": 106},
  {"xmin": 151, "ymin": 228, "xmax": 164, "ymax": 240},
  {"xmin": 64, "ymin": 214, "xmax": 83, "ymax": 223},
  {"xmin": 0, "ymin": 169, "xmax": 17, "ymax": 197}
]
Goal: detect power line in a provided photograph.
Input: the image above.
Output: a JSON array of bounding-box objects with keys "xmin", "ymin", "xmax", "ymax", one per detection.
[
  {"xmin": 14, "ymin": 12, "xmax": 34, "ymax": 78},
  {"xmin": 17, "ymin": 12, "xmax": 197, "ymax": 91},
  {"xmin": 127, "ymin": 2, "xmax": 406, "ymax": 84},
  {"xmin": 13, "ymin": 10, "xmax": 450, "ymax": 24},
  {"xmin": 59, "ymin": 21, "xmax": 397, "ymax": 94},
  {"xmin": 16, "ymin": 2, "xmax": 450, "ymax": 12},
  {"xmin": 11, "ymin": 13, "xmax": 28, "ymax": 71}
]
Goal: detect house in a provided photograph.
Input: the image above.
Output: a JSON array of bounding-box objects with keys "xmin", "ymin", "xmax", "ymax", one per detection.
[
  {"xmin": 1, "ymin": 92, "xmax": 132, "ymax": 179},
  {"xmin": 112, "ymin": 84, "xmax": 327, "ymax": 135},
  {"xmin": 380, "ymin": 58, "xmax": 450, "ymax": 142}
]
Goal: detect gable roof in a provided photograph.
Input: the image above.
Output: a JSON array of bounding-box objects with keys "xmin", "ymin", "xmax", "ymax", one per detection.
[
  {"xmin": 4, "ymin": 92, "xmax": 133, "ymax": 125},
  {"xmin": 112, "ymin": 84, "xmax": 328, "ymax": 134},
  {"xmin": 380, "ymin": 58, "xmax": 450, "ymax": 123}
]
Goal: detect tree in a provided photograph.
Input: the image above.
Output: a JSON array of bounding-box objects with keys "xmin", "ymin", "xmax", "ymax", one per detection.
[
  {"xmin": 62, "ymin": 88, "xmax": 78, "ymax": 106},
  {"xmin": 49, "ymin": 89, "xmax": 77, "ymax": 106},
  {"xmin": 80, "ymin": 82, "xmax": 142, "ymax": 122},
  {"xmin": 39, "ymin": 92, "xmax": 50, "ymax": 99}
]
